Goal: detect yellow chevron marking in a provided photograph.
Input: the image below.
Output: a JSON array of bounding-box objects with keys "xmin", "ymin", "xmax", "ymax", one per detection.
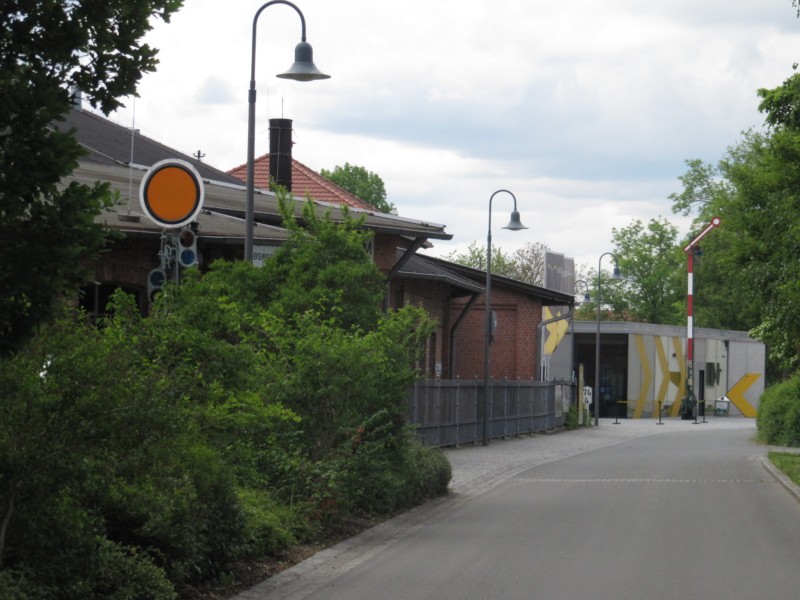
[
  {"xmin": 544, "ymin": 307, "xmax": 569, "ymax": 354},
  {"xmin": 654, "ymin": 337, "xmax": 670, "ymax": 417},
  {"xmin": 726, "ymin": 373, "xmax": 760, "ymax": 418},
  {"xmin": 669, "ymin": 337, "xmax": 686, "ymax": 417},
  {"xmin": 633, "ymin": 335, "xmax": 651, "ymax": 419}
]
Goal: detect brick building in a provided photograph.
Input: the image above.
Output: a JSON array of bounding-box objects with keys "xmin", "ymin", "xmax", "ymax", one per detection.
[{"xmin": 61, "ymin": 106, "xmax": 573, "ymax": 382}]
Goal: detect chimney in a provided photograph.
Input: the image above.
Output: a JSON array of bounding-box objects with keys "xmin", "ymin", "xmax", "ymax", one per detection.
[{"xmin": 269, "ymin": 118, "xmax": 293, "ymax": 191}]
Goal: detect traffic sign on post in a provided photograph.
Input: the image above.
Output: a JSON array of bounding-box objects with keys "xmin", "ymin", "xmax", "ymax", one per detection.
[
  {"xmin": 139, "ymin": 159, "xmax": 205, "ymax": 228},
  {"xmin": 147, "ymin": 268, "xmax": 167, "ymax": 302},
  {"xmin": 177, "ymin": 229, "xmax": 198, "ymax": 268}
]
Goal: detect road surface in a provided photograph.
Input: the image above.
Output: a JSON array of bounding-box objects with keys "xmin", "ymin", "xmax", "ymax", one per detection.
[{"xmin": 236, "ymin": 418, "xmax": 800, "ymax": 600}]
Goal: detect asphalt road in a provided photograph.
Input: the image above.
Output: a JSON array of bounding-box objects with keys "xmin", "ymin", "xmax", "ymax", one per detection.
[{"xmin": 236, "ymin": 419, "xmax": 800, "ymax": 600}]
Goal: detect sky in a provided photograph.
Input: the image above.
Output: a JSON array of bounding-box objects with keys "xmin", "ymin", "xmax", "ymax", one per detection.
[{"xmin": 104, "ymin": 0, "xmax": 800, "ymax": 272}]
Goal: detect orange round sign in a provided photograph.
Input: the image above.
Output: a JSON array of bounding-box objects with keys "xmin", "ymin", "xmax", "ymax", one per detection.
[{"xmin": 139, "ymin": 159, "xmax": 204, "ymax": 227}]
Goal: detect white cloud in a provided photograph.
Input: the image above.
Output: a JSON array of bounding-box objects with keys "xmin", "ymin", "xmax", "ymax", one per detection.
[{"xmin": 109, "ymin": 0, "xmax": 800, "ymax": 272}]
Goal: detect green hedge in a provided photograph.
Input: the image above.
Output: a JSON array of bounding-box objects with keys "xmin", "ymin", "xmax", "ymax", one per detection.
[
  {"xmin": 0, "ymin": 203, "xmax": 453, "ymax": 597},
  {"xmin": 757, "ymin": 375, "xmax": 800, "ymax": 446}
]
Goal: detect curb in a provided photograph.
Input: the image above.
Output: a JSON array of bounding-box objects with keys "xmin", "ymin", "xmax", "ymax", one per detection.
[{"xmin": 762, "ymin": 456, "xmax": 800, "ymax": 504}]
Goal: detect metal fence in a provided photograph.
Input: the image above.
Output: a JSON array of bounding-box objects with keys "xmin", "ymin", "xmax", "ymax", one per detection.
[{"xmin": 407, "ymin": 379, "xmax": 575, "ymax": 447}]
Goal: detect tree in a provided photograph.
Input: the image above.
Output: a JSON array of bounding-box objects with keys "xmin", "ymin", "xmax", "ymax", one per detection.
[
  {"xmin": 0, "ymin": 1, "xmax": 182, "ymax": 354},
  {"xmin": 610, "ymin": 218, "xmax": 685, "ymax": 324},
  {"xmin": 320, "ymin": 162, "xmax": 397, "ymax": 214},
  {"xmin": 445, "ymin": 241, "xmax": 548, "ymax": 285},
  {"xmin": 445, "ymin": 241, "xmax": 512, "ymax": 276},
  {"xmin": 0, "ymin": 195, "xmax": 446, "ymax": 596},
  {"xmin": 508, "ymin": 241, "xmax": 548, "ymax": 285},
  {"xmin": 669, "ymin": 70, "xmax": 800, "ymax": 376}
]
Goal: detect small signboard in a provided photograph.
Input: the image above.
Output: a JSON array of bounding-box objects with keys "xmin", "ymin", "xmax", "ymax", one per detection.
[{"xmin": 139, "ymin": 159, "xmax": 204, "ymax": 228}]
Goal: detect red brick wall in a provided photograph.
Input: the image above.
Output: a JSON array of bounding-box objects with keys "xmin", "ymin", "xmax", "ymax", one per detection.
[
  {"xmin": 449, "ymin": 287, "xmax": 543, "ymax": 381},
  {"xmin": 389, "ymin": 278, "xmax": 451, "ymax": 379}
]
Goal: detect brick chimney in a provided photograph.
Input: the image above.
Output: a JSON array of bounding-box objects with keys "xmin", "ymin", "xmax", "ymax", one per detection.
[{"xmin": 269, "ymin": 118, "xmax": 293, "ymax": 191}]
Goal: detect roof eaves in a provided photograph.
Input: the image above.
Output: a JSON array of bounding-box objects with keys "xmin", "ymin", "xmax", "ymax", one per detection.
[{"xmin": 422, "ymin": 255, "xmax": 574, "ymax": 305}]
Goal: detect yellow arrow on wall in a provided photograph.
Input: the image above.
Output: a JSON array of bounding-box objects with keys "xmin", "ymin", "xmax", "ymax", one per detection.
[
  {"xmin": 726, "ymin": 373, "xmax": 760, "ymax": 418},
  {"xmin": 544, "ymin": 307, "xmax": 570, "ymax": 354}
]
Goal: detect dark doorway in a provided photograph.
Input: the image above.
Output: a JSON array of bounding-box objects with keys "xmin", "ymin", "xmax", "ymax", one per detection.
[{"xmin": 575, "ymin": 332, "xmax": 628, "ymax": 418}]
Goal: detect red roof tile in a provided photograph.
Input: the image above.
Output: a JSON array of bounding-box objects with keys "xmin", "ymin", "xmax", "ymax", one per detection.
[{"xmin": 228, "ymin": 155, "xmax": 377, "ymax": 211}]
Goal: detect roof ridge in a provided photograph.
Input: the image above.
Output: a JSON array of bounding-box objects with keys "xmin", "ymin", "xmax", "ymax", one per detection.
[
  {"xmin": 228, "ymin": 155, "xmax": 377, "ymax": 211},
  {"xmin": 292, "ymin": 158, "xmax": 377, "ymax": 211}
]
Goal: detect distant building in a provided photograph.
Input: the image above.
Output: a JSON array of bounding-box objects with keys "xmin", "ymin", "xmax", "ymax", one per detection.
[{"xmin": 548, "ymin": 320, "xmax": 764, "ymax": 419}]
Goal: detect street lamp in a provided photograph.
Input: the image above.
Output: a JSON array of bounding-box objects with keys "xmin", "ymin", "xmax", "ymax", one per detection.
[
  {"xmin": 483, "ymin": 190, "xmax": 527, "ymax": 446},
  {"xmin": 571, "ymin": 280, "xmax": 590, "ymax": 423},
  {"xmin": 575, "ymin": 279, "xmax": 591, "ymax": 305},
  {"xmin": 570, "ymin": 279, "xmax": 590, "ymax": 372},
  {"xmin": 245, "ymin": 1, "xmax": 330, "ymax": 263},
  {"xmin": 594, "ymin": 252, "xmax": 621, "ymax": 426}
]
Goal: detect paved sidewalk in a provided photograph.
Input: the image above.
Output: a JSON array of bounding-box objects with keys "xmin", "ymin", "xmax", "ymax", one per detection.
[{"xmin": 233, "ymin": 417, "xmax": 759, "ymax": 600}]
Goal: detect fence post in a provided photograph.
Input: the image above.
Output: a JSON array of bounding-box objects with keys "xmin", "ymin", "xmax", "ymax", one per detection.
[
  {"xmin": 529, "ymin": 383, "xmax": 534, "ymax": 435},
  {"xmin": 472, "ymin": 375, "xmax": 478, "ymax": 445},
  {"xmin": 434, "ymin": 378, "xmax": 441, "ymax": 446},
  {"xmin": 455, "ymin": 376, "xmax": 461, "ymax": 446}
]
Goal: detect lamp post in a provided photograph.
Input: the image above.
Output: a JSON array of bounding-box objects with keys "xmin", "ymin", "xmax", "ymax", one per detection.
[
  {"xmin": 245, "ymin": 1, "xmax": 330, "ymax": 263},
  {"xmin": 594, "ymin": 252, "xmax": 621, "ymax": 426},
  {"xmin": 571, "ymin": 280, "xmax": 590, "ymax": 422},
  {"xmin": 570, "ymin": 279, "xmax": 590, "ymax": 375},
  {"xmin": 483, "ymin": 190, "xmax": 527, "ymax": 446}
]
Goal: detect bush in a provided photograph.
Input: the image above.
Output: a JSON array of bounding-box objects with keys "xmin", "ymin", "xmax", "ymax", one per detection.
[
  {"xmin": 307, "ymin": 411, "xmax": 451, "ymax": 524},
  {"xmin": 757, "ymin": 375, "xmax": 800, "ymax": 446},
  {"xmin": 0, "ymin": 204, "xmax": 453, "ymax": 595},
  {"xmin": 236, "ymin": 488, "xmax": 314, "ymax": 557},
  {"xmin": 0, "ymin": 538, "xmax": 176, "ymax": 600},
  {"xmin": 564, "ymin": 405, "xmax": 579, "ymax": 430}
]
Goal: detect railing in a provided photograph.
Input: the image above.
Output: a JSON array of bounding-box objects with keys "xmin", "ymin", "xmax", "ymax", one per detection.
[{"xmin": 407, "ymin": 379, "xmax": 574, "ymax": 447}]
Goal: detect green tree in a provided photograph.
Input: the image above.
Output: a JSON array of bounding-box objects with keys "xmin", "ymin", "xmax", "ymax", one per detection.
[
  {"xmin": 320, "ymin": 162, "xmax": 396, "ymax": 214},
  {"xmin": 669, "ymin": 71, "xmax": 800, "ymax": 376},
  {"xmin": 0, "ymin": 303, "xmax": 236, "ymax": 598},
  {"xmin": 445, "ymin": 241, "xmax": 548, "ymax": 285},
  {"xmin": 610, "ymin": 218, "xmax": 685, "ymax": 324},
  {"xmin": 0, "ymin": 200, "xmax": 447, "ymax": 595},
  {"xmin": 0, "ymin": 0, "xmax": 182, "ymax": 354},
  {"xmin": 575, "ymin": 268, "xmax": 627, "ymax": 322},
  {"xmin": 445, "ymin": 241, "xmax": 512, "ymax": 275},
  {"xmin": 508, "ymin": 241, "xmax": 548, "ymax": 285}
]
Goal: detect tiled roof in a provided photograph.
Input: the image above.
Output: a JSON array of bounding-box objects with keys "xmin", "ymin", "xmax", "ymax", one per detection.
[
  {"xmin": 227, "ymin": 155, "xmax": 377, "ymax": 211},
  {"xmin": 57, "ymin": 107, "xmax": 244, "ymax": 186}
]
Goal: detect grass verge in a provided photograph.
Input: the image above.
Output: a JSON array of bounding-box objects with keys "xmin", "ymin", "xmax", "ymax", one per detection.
[{"xmin": 768, "ymin": 452, "xmax": 800, "ymax": 486}]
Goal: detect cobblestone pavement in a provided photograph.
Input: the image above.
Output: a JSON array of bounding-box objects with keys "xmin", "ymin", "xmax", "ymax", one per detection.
[{"xmin": 233, "ymin": 417, "xmax": 761, "ymax": 600}]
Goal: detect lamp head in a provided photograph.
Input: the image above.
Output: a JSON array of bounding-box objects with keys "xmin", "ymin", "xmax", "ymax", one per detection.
[
  {"xmin": 612, "ymin": 265, "xmax": 622, "ymax": 280},
  {"xmin": 502, "ymin": 210, "xmax": 528, "ymax": 231},
  {"xmin": 277, "ymin": 41, "xmax": 331, "ymax": 82}
]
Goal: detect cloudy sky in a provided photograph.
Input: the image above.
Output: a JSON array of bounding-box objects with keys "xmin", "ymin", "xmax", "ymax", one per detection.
[{"xmin": 105, "ymin": 0, "xmax": 800, "ymax": 271}]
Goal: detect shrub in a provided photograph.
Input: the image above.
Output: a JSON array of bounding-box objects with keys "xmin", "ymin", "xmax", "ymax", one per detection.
[
  {"xmin": 236, "ymin": 488, "xmax": 314, "ymax": 557},
  {"xmin": 308, "ymin": 411, "xmax": 451, "ymax": 524},
  {"xmin": 564, "ymin": 405, "xmax": 579, "ymax": 430},
  {"xmin": 757, "ymin": 375, "xmax": 800, "ymax": 446}
]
